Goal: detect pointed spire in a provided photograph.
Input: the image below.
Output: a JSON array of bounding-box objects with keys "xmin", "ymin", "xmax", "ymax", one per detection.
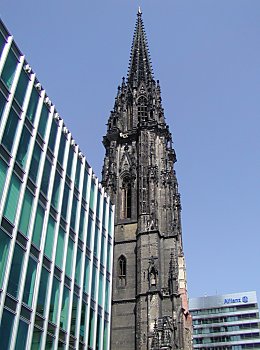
[{"xmin": 127, "ymin": 10, "xmax": 153, "ymax": 88}]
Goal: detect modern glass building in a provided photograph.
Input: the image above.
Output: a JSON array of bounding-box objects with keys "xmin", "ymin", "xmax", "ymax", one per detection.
[
  {"xmin": 190, "ymin": 291, "xmax": 260, "ymax": 349},
  {"xmin": 0, "ymin": 18, "xmax": 114, "ymax": 350}
]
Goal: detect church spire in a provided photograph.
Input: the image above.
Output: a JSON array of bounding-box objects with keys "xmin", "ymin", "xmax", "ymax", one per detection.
[{"xmin": 127, "ymin": 9, "xmax": 153, "ymax": 88}]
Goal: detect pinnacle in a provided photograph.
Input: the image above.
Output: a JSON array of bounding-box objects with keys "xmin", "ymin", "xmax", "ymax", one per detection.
[{"xmin": 127, "ymin": 10, "xmax": 153, "ymax": 88}]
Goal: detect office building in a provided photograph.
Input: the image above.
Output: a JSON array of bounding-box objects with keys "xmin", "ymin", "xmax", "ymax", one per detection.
[
  {"xmin": 190, "ymin": 291, "xmax": 260, "ymax": 349},
  {"xmin": 0, "ymin": 18, "xmax": 114, "ymax": 350},
  {"xmin": 102, "ymin": 9, "xmax": 192, "ymax": 350}
]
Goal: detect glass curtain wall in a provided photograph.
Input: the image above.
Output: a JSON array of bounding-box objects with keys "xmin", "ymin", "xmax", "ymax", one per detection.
[{"xmin": 0, "ymin": 20, "xmax": 114, "ymax": 350}]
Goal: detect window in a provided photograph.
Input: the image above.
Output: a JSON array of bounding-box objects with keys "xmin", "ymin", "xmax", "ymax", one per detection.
[
  {"xmin": 40, "ymin": 156, "xmax": 52, "ymax": 196},
  {"xmin": 137, "ymin": 96, "xmax": 148, "ymax": 123},
  {"xmin": 61, "ymin": 183, "xmax": 70, "ymax": 220},
  {"xmin": 88, "ymin": 309, "xmax": 95, "ymax": 349},
  {"xmin": 66, "ymin": 146, "xmax": 74, "ymax": 178},
  {"xmin": 22, "ymin": 256, "xmax": 37, "ymax": 307},
  {"xmin": 78, "ymin": 206, "xmax": 86, "ymax": 241},
  {"xmin": 70, "ymin": 294, "xmax": 79, "ymax": 336},
  {"xmin": 0, "ymin": 157, "xmax": 8, "ymax": 202},
  {"xmin": 108, "ymin": 207, "xmax": 114, "ymax": 237},
  {"xmin": 82, "ymin": 168, "xmax": 89, "ymax": 200},
  {"xmin": 70, "ymin": 195, "xmax": 78, "ymax": 231},
  {"xmin": 0, "ymin": 228, "xmax": 11, "ymax": 287},
  {"xmin": 83, "ymin": 256, "xmax": 90, "ymax": 294},
  {"xmin": 1, "ymin": 48, "xmax": 18, "ymax": 89},
  {"xmin": 26, "ymin": 87, "xmax": 39, "ymax": 124},
  {"xmin": 44, "ymin": 216, "xmax": 56, "ymax": 259},
  {"xmin": 80, "ymin": 301, "xmax": 87, "ymax": 342},
  {"xmin": 0, "ymin": 91, "xmax": 7, "ymax": 122},
  {"xmin": 86, "ymin": 214, "xmax": 94, "ymax": 249},
  {"xmin": 19, "ymin": 188, "xmax": 34, "ymax": 237},
  {"xmin": 98, "ymin": 273, "xmax": 104, "ymax": 306},
  {"xmin": 89, "ymin": 180, "xmax": 95, "ymax": 210},
  {"xmin": 29, "ymin": 142, "xmax": 42, "ymax": 183},
  {"xmin": 118, "ymin": 255, "xmax": 126, "ymax": 287},
  {"xmin": 75, "ymin": 159, "xmax": 81, "ymax": 189},
  {"xmin": 14, "ymin": 319, "xmax": 29, "ymax": 350},
  {"xmin": 75, "ymin": 247, "xmax": 83, "ymax": 285},
  {"xmin": 103, "ymin": 320, "xmax": 109, "ymax": 350},
  {"xmin": 91, "ymin": 264, "xmax": 97, "ymax": 300},
  {"xmin": 0, "ymin": 309, "xmax": 15, "ymax": 349},
  {"xmin": 2, "ymin": 108, "xmax": 19, "ymax": 153},
  {"xmin": 16, "ymin": 126, "xmax": 31, "ymax": 168},
  {"xmin": 102, "ymin": 199, "xmax": 107, "ymax": 228},
  {"xmin": 32, "ymin": 204, "xmax": 45, "ymax": 248},
  {"xmin": 107, "ymin": 241, "xmax": 112, "ymax": 272},
  {"xmin": 94, "ymin": 225, "xmax": 100, "ymax": 257},
  {"xmin": 105, "ymin": 279, "xmax": 110, "ymax": 313},
  {"xmin": 0, "ymin": 32, "xmax": 6, "ymax": 55},
  {"xmin": 100, "ymin": 233, "xmax": 106, "ymax": 266},
  {"xmin": 7, "ymin": 243, "xmax": 25, "ymax": 298},
  {"xmin": 57, "ymin": 132, "xmax": 66, "ymax": 165},
  {"xmin": 49, "ymin": 277, "xmax": 60, "ymax": 325},
  {"xmin": 96, "ymin": 314, "xmax": 102, "ymax": 350},
  {"xmin": 14, "ymin": 69, "xmax": 29, "ymax": 107},
  {"xmin": 3, "ymin": 173, "xmax": 21, "ymax": 223},
  {"xmin": 48, "ymin": 120, "xmax": 58, "ymax": 153},
  {"xmin": 60, "ymin": 286, "xmax": 70, "ymax": 331},
  {"xmin": 31, "ymin": 327, "xmax": 42, "ymax": 350},
  {"xmin": 36, "ymin": 267, "xmax": 49, "ymax": 316},
  {"xmin": 51, "ymin": 172, "xmax": 61, "ymax": 210},
  {"xmin": 37, "ymin": 104, "xmax": 49, "ymax": 139},
  {"xmin": 96, "ymin": 190, "xmax": 101, "ymax": 219},
  {"xmin": 65, "ymin": 237, "xmax": 74, "ymax": 278},
  {"xmin": 45, "ymin": 335, "xmax": 55, "ymax": 350},
  {"xmin": 55, "ymin": 227, "xmax": 66, "ymax": 269},
  {"xmin": 121, "ymin": 178, "xmax": 131, "ymax": 219}
]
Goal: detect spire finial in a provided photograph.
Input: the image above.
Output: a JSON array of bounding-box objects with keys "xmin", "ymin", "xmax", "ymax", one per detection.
[{"xmin": 138, "ymin": 6, "xmax": 142, "ymax": 15}]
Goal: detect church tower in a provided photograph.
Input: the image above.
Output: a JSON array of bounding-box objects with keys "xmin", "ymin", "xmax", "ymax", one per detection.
[{"xmin": 102, "ymin": 9, "xmax": 192, "ymax": 350}]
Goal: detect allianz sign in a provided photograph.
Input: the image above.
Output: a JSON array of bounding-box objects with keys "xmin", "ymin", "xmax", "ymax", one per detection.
[{"xmin": 224, "ymin": 296, "xmax": 249, "ymax": 304}]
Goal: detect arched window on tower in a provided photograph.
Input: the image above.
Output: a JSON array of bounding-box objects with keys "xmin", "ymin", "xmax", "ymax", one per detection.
[
  {"xmin": 121, "ymin": 177, "xmax": 132, "ymax": 219},
  {"xmin": 137, "ymin": 96, "xmax": 148, "ymax": 123},
  {"xmin": 118, "ymin": 255, "xmax": 127, "ymax": 287}
]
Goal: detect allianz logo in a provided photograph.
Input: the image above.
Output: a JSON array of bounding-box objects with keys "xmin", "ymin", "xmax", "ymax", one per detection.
[{"xmin": 224, "ymin": 296, "xmax": 249, "ymax": 304}]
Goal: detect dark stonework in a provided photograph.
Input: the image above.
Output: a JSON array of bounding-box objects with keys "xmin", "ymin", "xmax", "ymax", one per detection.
[{"xmin": 102, "ymin": 9, "xmax": 193, "ymax": 350}]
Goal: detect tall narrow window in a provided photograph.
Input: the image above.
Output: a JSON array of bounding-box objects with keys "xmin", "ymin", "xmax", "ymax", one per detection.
[
  {"xmin": 118, "ymin": 255, "xmax": 126, "ymax": 287},
  {"xmin": 26, "ymin": 87, "xmax": 39, "ymax": 124},
  {"xmin": 37, "ymin": 104, "xmax": 49, "ymax": 139},
  {"xmin": 1, "ymin": 48, "xmax": 18, "ymax": 89},
  {"xmin": 14, "ymin": 69, "xmax": 29, "ymax": 107},
  {"xmin": 3, "ymin": 173, "xmax": 21, "ymax": 223},
  {"xmin": 2, "ymin": 108, "xmax": 19, "ymax": 153},
  {"xmin": 22, "ymin": 256, "xmax": 37, "ymax": 307},
  {"xmin": 16, "ymin": 126, "xmax": 31, "ymax": 168},
  {"xmin": 121, "ymin": 178, "xmax": 131, "ymax": 219},
  {"xmin": 7, "ymin": 243, "xmax": 25, "ymax": 297},
  {"xmin": 137, "ymin": 96, "xmax": 148, "ymax": 123}
]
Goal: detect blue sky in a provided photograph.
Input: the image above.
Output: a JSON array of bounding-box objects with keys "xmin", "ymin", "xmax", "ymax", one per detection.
[{"xmin": 1, "ymin": 0, "xmax": 260, "ymax": 300}]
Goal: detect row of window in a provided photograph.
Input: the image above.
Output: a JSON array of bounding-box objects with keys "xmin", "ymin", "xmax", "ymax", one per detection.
[
  {"xmin": 191, "ymin": 304, "xmax": 258, "ymax": 317},
  {"xmin": 194, "ymin": 332, "xmax": 260, "ymax": 345},
  {"xmin": 194, "ymin": 345, "xmax": 260, "ymax": 350},
  {"xmin": 193, "ymin": 313, "xmax": 259, "ymax": 326},
  {"xmin": 193, "ymin": 323, "xmax": 260, "ymax": 335}
]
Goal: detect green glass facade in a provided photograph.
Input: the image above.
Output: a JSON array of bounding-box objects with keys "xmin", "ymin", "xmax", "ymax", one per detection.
[{"xmin": 0, "ymin": 19, "xmax": 114, "ymax": 350}]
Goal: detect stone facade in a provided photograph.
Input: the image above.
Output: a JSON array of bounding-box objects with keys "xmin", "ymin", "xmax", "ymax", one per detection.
[{"xmin": 102, "ymin": 9, "xmax": 192, "ymax": 350}]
